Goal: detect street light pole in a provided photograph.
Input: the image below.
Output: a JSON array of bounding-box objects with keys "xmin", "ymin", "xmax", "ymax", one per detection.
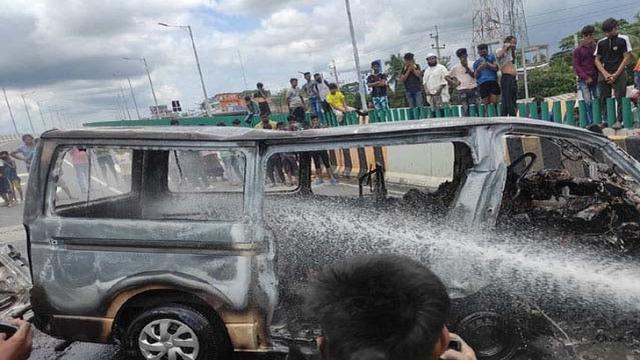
[
  {"xmin": 122, "ymin": 57, "xmax": 160, "ymax": 118},
  {"xmin": 36, "ymin": 102, "xmax": 47, "ymax": 130},
  {"xmin": 158, "ymin": 22, "xmax": 212, "ymax": 116},
  {"xmin": 20, "ymin": 94, "xmax": 36, "ymax": 133},
  {"xmin": 127, "ymin": 77, "xmax": 141, "ymax": 120},
  {"xmin": 142, "ymin": 57, "xmax": 160, "ymax": 118},
  {"xmin": 344, "ymin": 0, "xmax": 367, "ymax": 112},
  {"xmin": 2, "ymin": 87, "xmax": 20, "ymax": 137}
]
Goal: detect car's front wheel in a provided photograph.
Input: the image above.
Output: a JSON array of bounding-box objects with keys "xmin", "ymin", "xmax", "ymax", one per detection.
[{"xmin": 125, "ymin": 304, "xmax": 230, "ymax": 360}]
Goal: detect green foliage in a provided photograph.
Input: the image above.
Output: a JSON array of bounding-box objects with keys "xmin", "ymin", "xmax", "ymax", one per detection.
[
  {"xmin": 518, "ymin": 57, "xmax": 576, "ymax": 98},
  {"xmin": 385, "ymin": 54, "xmax": 408, "ymax": 107}
]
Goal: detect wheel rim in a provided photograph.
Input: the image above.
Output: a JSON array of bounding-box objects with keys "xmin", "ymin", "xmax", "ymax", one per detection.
[
  {"xmin": 458, "ymin": 311, "xmax": 520, "ymax": 359},
  {"xmin": 138, "ymin": 319, "xmax": 200, "ymax": 360}
]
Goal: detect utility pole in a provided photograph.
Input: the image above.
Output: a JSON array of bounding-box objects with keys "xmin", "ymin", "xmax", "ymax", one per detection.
[
  {"xmin": 238, "ymin": 50, "xmax": 249, "ymax": 91},
  {"xmin": 331, "ymin": 60, "xmax": 340, "ymax": 85},
  {"xmin": 119, "ymin": 86, "xmax": 133, "ymax": 120},
  {"xmin": 20, "ymin": 94, "xmax": 36, "ymax": 134},
  {"xmin": 2, "ymin": 87, "xmax": 20, "ymax": 137},
  {"xmin": 344, "ymin": 0, "xmax": 367, "ymax": 111},
  {"xmin": 142, "ymin": 58, "xmax": 160, "ymax": 118},
  {"xmin": 127, "ymin": 77, "xmax": 141, "ymax": 120},
  {"xmin": 36, "ymin": 102, "xmax": 47, "ymax": 130},
  {"xmin": 430, "ymin": 25, "xmax": 446, "ymax": 58}
]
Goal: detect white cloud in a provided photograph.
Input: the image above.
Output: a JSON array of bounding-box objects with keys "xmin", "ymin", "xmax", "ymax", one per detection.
[{"xmin": 1, "ymin": 0, "xmax": 633, "ymax": 134}]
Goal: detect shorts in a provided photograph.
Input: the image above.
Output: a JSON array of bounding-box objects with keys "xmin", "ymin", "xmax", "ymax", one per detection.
[
  {"xmin": 478, "ymin": 81, "xmax": 501, "ymax": 98},
  {"xmin": 0, "ymin": 177, "xmax": 11, "ymax": 194}
]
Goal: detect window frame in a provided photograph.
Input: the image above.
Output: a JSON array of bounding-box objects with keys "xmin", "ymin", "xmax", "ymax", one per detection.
[{"xmin": 45, "ymin": 142, "xmax": 255, "ymax": 222}]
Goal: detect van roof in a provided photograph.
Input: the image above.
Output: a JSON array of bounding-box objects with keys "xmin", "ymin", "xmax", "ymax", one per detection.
[{"xmin": 41, "ymin": 118, "xmax": 604, "ymax": 143}]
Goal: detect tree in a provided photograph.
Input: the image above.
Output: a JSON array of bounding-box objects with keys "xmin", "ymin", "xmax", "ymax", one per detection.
[
  {"xmin": 518, "ymin": 58, "xmax": 575, "ymax": 98},
  {"xmin": 385, "ymin": 54, "xmax": 404, "ymax": 92}
]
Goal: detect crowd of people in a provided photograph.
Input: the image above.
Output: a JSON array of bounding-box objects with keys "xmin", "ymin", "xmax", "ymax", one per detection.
[
  {"xmin": 0, "ymin": 134, "xmax": 35, "ymax": 207},
  {"xmin": 242, "ymin": 17, "xmax": 638, "ymax": 127}
]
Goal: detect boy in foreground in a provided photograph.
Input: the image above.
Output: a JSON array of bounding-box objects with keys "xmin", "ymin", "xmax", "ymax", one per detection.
[{"xmin": 309, "ymin": 254, "xmax": 476, "ymax": 360}]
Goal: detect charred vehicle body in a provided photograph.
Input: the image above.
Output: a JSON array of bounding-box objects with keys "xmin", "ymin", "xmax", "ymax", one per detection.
[{"xmin": 17, "ymin": 118, "xmax": 640, "ymax": 359}]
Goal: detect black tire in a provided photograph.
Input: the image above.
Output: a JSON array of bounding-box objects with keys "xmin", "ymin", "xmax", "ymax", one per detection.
[
  {"xmin": 449, "ymin": 288, "xmax": 526, "ymax": 360},
  {"xmin": 124, "ymin": 304, "xmax": 231, "ymax": 360}
]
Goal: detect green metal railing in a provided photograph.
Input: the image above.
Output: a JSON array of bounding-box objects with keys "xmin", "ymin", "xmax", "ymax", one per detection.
[{"xmin": 85, "ymin": 97, "xmax": 639, "ymax": 130}]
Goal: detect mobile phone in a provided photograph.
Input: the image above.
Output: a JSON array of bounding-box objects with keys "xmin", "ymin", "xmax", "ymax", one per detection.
[
  {"xmin": 0, "ymin": 320, "xmax": 18, "ymax": 338},
  {"xmin": 448, "ymin": 338, "xmax": 462, "ymax": 352}
]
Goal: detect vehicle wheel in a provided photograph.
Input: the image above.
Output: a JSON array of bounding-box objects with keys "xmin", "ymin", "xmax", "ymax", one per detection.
[
  {"xmin": 125, "ymin": 304, "xmax": 231, "ymax": 360},
  {"xmin": 456, "ymin": 311, "xmax": 521, "ymax": 360},
  {"xmin": 448, "ymin": 288, "xmax": 526, "ymax": 360}
]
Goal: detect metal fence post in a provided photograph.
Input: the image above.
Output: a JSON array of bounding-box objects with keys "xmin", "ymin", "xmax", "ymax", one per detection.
[
  {"xmin": 518, "ymin": 103, "xmax": 528, "ymax": 118},
  {"xmin": 469, "ymin": 104, "xmax": 478, "ymax": 117},
  {"xmin": 487, "ymin": 103, "xmax": 497, "ymax": 117},
  {"xmin": 565, "ymin": 100, "xmax": 576, "ymax": 126},
  {"xmin": 622, "ymin": 97, "xmax": 633, "ymax": 129},
  {"xmin": 528, "ymin": 102, "xmax": 539, "ymax": 120},
  {"xmin": 578, "ymin": 100, "xmax": 588, "ymax": 128},
  {"xmin": 552, "ymin": 101, "xmax": 562, "ymax": 123},
  {"xmin": 541, "ymin": 101, "xmax": 550, "ymax": 121},
  {"xmin": 592, "ymin": 99, "xmax": 602, "ymax": 125}
]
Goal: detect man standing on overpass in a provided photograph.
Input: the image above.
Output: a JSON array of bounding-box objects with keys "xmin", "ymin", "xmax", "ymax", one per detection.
[{"xmin": 595, "ymin": 18, "xmax": 632, "ymax": 123}]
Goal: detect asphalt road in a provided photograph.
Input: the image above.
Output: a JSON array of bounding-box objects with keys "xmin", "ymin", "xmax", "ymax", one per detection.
[{"xmin": 0, "ymin": 138, "xmax": 634, "ymax": 360}]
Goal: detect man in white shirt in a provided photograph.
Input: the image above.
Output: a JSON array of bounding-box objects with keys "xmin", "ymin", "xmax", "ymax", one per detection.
[
  {"xmin": 423, "ymin": 53, "xmax": 450, "ymax": 115},
  {"xmin": 449, "ymin": 48, "xmax": 479, "ymax": 116}
]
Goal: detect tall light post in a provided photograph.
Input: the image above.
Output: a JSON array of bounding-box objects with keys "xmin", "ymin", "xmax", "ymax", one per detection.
[
  {"xmin": 36, "ymin": 101, "xmax": 48, "ymax": 130},
  {"xmin": 127, "ymin": 77, "xmax": 141, "ymax": 120},
  {"xmin": 122, "ymin": 57, "xmax": 160, "ymax": 118},
  {"xmin": 344, "ymin": 0, "xmax": 367, "ymax": 112},
  {"xmin": 158, "ymin": 22, "xmax": 212, "ymax": 116},
  {"xmin": 20, "ymin": 94, "xmax": 36, "ymax": 134},
  {"xmin": 2, "ymin": 87, "xmax": 20, "ymax": 137}
]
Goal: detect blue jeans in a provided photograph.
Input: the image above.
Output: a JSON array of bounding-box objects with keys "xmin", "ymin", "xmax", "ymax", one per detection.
[
  {"xmin": 372, "ymin": 96, "xmax": 389, "ymax": 110},
  {"xmin": 579, "ymin": 80, "xmax": 599, "ymax": 125},
  {"xmin": 405, "ymin": 90, "xmax": 424, "ymax": 108},
  {"xmin": 635, "ymin": 72, "xmax": 640, "ymax": 89},
  {"xmin": 309, "ymin": 96, "xmax": 322, "ymax": 117}
]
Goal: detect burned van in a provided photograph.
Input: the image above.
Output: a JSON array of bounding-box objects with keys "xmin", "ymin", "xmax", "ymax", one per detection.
[{"xmin": 23, "ymin": 119, "xmax": 640, "ymax": 360}]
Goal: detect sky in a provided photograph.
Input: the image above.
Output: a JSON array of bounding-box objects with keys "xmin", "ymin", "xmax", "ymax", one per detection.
[{"xmin": 0, "ymin": 0, "xmax": 638, "ymax": 134}]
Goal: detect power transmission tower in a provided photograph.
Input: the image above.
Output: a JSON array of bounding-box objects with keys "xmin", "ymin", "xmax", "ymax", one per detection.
[
  {"xmin": 472, "ymin": 0, "xmax": 503, "ymax": 50},
  {"xmin": 502, "ymin": 0, "xmax": 529, "ymax": 46},
  {"xmin": 430, "ymin": 25, "xmax": 446, "ymax": 58}
]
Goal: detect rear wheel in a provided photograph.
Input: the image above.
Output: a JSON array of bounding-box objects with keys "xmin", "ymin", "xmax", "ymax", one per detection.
[{"xmin": 125, "ymin": 304, "xmax": 231, "ymax": 360}]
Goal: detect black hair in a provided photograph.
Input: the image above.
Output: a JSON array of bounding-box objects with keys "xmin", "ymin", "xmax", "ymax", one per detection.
[
  {"xmin": 290, "ymin": 78, "xmax": 298, "ymax": 83},
  {"xmin": 216, "ymin": 122, "xmax": 226, "ymax": 126},
  {"xmin": 311, "ymin": 115, "xmax": 319, "ymax": 120},
  {"xmin": 244, "ymin": 95, "xmax": 251, "ymax": 101},
  {"xmin": 371, "ymin": 60, "xmax": 380, "ymax": 67},
  {"xmin": 304, "ymin": 72, "xmax": 311, "ymax": 76},
  {"xmin": 256, "ymin": 82, "xmax": 264, "ymax": 88},
  {"xmin": 477, "ymin": 43, "xmax": 488, "ymax": 51},
  {"xmin": 504, "ymin": 35, "xmax": 516, "ymax": 43},
  {"xmin": 169, "ymin": 119, "xmax": 179, "ymax": 126},
  {"xmin": 0, "ymin": 151, "xmax": 8, "ymax": 156},
  {"xmin": 602, "ymin": 18, "xmax": 618, "ymax": 33},
  {"xmin": 314, "ymin": 73, "xmax": 321, "ymax": 77},
  {"xmin": 455, "ymin": 48, "xmax": 467, "ymax": 58},
  {"xmin": 587, "ymin": 124, "xmax": 604, "ymax": 134},
  {"xmin": 328, "ymin": 83, "xmax": 338, "ymax": 90},
  {"xmin": 308, "ymin": 254, "xmax": 450, "ymax": 360},
  {"xmin": 403, "ymin": 52, "xmax": 414, "ymax": 61},
  {"xmin": 22, "ymin": 134, "xmax": 33, "ymax": 141},
  {"xmin": 581, "ymin": 25, "xmax": 595, "ymax": 37},
  {"xmin": 232, "ymin": 118, "xmax": 241, "ymax": 125}
]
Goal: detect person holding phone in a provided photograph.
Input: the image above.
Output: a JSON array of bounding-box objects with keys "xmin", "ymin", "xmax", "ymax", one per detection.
[
  {"xmin": 0, "ymin": 319, "xmax": 32, "ymax": 360},
  {"xmin": 400, "ymin": 52, "xmax": 424, "ymax": 108},
  {"xmin": 309, "ymin": 254, "xmax": 476, "ymax": 360},
  {"xmin": 497, "ymin": 36, "xmax": 518, "ymax": 116},
  {"xmin": 473, "ymin": 44, "xmax": 500, "ymax": 106}
]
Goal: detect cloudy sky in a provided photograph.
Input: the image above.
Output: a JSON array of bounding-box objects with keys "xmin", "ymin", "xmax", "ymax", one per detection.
[{"xmin": 0, "ymin": 0, "xmax": 637, "ymax": 134}]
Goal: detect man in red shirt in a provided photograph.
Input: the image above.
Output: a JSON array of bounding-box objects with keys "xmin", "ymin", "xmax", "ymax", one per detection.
[{"xmin": 573, "ymin": 25, "xmax": 599, "ymax": 125}]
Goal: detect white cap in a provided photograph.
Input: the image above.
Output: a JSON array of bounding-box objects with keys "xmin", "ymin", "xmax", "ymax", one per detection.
[{"xmin": 426, "ymin": 53, "xmax": 437, "ymax": 59}]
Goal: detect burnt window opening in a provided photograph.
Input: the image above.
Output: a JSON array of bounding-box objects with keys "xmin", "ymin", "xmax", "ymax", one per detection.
[{"xmin": 498, "ymin": 135, "xmax": 640, "ymax": 255}]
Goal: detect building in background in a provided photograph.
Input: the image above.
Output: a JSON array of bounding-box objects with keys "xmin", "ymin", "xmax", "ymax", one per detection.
[{"xmin": 209, "ymin": 93, "xmax": 244, "ymax": 113}]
